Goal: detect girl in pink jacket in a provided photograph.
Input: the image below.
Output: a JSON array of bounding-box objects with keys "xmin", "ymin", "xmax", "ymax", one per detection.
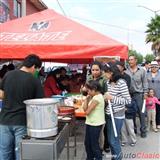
[{"xmin": 146, "ymin": 88, "xmax": 160, "ymax": 132}]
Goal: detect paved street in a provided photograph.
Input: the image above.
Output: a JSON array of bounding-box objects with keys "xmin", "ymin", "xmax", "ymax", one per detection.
[{"xmin": 60, "ymin": 118, "xmax": 160, "ymax": 160}]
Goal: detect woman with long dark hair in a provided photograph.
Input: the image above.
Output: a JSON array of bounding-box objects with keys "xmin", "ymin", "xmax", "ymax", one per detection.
[
  {"xmin": 81, "ymin": 61, "xmax": 109, "ymax": 151},
  {"xmin": 103, "ymin": 63, "xmax": 131, "ymax": 160}
]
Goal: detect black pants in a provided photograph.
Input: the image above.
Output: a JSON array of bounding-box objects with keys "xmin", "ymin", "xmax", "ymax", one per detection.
[
  {"xmin": 131, "ymin": 93, "xmax": 146, "ymax": 134},
  {"xmin": 103, "ymin": 121, "xmax": 109, "ymax": 150},
  {"xmin": 85, "ymin": 124, "xmax": 103, "ymax": 160},
  {"xmin": 156, "ymin": 103, "xmax": 160, "ymax": 125}
]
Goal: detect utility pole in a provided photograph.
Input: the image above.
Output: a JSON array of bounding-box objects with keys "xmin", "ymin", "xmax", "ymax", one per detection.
[{"xmin": 138, "ymin": 5, "xmax": 160, "ymax": 16}]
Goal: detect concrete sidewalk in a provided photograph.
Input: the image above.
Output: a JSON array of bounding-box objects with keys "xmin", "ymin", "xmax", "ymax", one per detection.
[{"xmin": 60, "ymin": 118, "xmax": 160, "ymax": 160}]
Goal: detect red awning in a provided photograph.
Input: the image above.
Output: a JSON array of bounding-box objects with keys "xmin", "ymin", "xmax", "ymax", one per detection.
[{"xmin": 0, "ymin": 9, "xmax": 128, "ymax": 63}]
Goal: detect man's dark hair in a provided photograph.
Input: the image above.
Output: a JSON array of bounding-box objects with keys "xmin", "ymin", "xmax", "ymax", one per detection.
[
  {"xmin": 129, "ymin": 55, "xmax": 137, "ymax": 60},
  {"xmin": 22, "ymin": 54, "xmax": 42, "ymax": 68},
  {"xmin": 145, "ymin": 61, "xmax": 150, "ymax": 65},
  {"xmin": 59, "ymin": 67, "xmax": 67, "ymax": 72},
  {"xmin": 142, "ymin": 61, "xmax": 150, "ymax": 67},
  {"xmin": 7, "ymin": 63, "xmax": 15, "ymax": 70}
]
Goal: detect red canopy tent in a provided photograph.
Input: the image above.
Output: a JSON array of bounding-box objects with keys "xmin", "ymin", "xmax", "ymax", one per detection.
[{"xmin": 0, "ymin": 9, "xmax": 128, "ymax": 63}]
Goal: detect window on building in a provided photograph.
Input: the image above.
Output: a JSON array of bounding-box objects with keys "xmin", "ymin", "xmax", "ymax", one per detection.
[
  {"xmin": 13, "ymin": 0, "xmax": 21, "ymax": 17},
  {"xmin": 0, "ymin": 0, "xmax": 10, "ymax": 23}
]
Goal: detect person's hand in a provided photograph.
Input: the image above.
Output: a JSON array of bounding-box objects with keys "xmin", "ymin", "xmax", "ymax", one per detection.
[
  {"xmin": 86, "ymin": 95, "xmax": 91, "ymax": 100},
  {"xmin": 104, "ymin": 92, "xmax": 113, "ymax": 100},
  {"xmin": 80, "ymin": 85, "xmax": 87, "ymax": 92},
  {"xmin": 80, "ymin": 85, "xmax": 88, "ymax": 96},
  {"xmin": 144, "ymin": 93, "xmax": 148, "ymax": 99},
  {"xmin": 61, "ymin": 90, "xmax": 68, "ymax": 96},
  {"xmin": 83, "ymin": 95, "xmax": 90, "ymax": 103}
]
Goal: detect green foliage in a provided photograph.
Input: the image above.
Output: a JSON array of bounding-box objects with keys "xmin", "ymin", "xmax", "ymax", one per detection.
[
  {"xmin": 146, "ymin": 15, "xmax": 160, "ymax": 55},
  {"xmin": 144, "ymin": 54, "xmax": 155, "ymax": 62},
  {"xmin": 128, "ymin": 50, "xmax": 143, "ymax": 64}
]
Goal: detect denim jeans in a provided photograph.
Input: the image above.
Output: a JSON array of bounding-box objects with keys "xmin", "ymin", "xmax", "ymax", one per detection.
[
  {"xmin": 132, "ymin": 93, "xmax": 146, "ymax": 134},
  {"xmin": 85, "ymin": 124, "xmax": 103, "ymax": 160},
  {"xmin": 0, "ymin": 125, "xmax": 27, "ymax": 160},
  {"xmin": 106, "ymin": 116, "xmax": 124, "ymax": 160}
]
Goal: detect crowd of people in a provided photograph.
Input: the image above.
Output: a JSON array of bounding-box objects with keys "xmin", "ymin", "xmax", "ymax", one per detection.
[
  {"xmin": 0, "ymin": 54, "xmax": 160, "ymax": 160},
  {"xmin": 81, "ymin": 56, "xmax": 160, "ymax": 160},
  {"xmin": 0, "ymin": 63, "xmax": 15, "ymax": 83}
]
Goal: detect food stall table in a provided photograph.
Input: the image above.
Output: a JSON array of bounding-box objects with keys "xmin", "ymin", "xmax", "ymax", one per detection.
[
  {"xmin": 65, "ymin": 93, "xmax": 86, "ymax": 118},
  {"xmin": 74, "ymin": 103, "xmax": 86, "ymax": 117}
]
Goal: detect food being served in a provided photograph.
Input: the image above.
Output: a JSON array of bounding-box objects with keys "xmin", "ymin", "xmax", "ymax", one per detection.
[{"xmin": 58, "ymin": 106, "xmax": 75, "ymax": 115}]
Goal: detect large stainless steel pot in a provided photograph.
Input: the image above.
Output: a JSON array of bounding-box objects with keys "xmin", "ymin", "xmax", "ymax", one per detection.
[{"xmin": 24, "ymin": 98, "xmax": 59, "ymax": 138}]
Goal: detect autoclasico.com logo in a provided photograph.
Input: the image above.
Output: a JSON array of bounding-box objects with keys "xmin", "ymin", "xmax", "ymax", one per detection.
[{"xmin": 105, "ymin": 152, "xmax": 160, "ymax": 159}]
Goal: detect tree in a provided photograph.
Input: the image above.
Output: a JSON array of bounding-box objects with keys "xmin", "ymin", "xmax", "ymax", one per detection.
[
  {"xmin": 146, "ymin": 15, "xmax": 160, "ymax": 56},
  {"xmin": 144, "ymin": 54, "xmax": 155, "ymax": 62},
  {"xmin": 129, "ymin": 50, "xmax": 143, "ymax": 64}
]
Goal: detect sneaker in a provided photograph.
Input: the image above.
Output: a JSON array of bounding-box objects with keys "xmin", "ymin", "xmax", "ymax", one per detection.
[
  {"xmin": 157, "ymin": 125, "xmax": 160, "ymax": 129},
  {"xmin": 130, "ymin": 142, "xmax": 136, "ymax": 147},
  {"xmin": 153, "ymin": 129, "xmax": 158, "ymax": 132},
  {"xmin": 121, "ymin": 143, "xmax": 126, "ymax": 147},
  {"xmin": 141, "ymin": 132, "xmax": 147, "ymax": 138}
]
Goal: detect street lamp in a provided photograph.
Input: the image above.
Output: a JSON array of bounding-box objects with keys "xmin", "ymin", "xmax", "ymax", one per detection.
[{"xmin": 138, "ymin": 5, "xmax": 160, "ymax": 16}]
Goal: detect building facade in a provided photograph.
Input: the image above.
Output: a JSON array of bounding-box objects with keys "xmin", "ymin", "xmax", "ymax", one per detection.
[{"xmin": 0, "ymin": 0, "xmax": 47, "ymax": 23}]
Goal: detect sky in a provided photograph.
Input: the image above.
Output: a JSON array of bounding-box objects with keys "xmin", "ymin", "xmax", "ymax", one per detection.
[{"xmin": 43, "ymin": 0, "xmax": 160, "ymax": 56}]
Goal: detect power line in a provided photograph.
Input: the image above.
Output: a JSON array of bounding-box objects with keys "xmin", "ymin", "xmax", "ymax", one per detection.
[
  {"xmin": 69, "ymin": 16, "xmax": 145, "ymax": 33},
  {"xmin": 56, "ymin": 0, "xmax": 67, "ymax": 16},
  {"xmin": 55, "ymin": 0, "xmax": 145, "ymax": 34},
  {"xmin": 54, "ymin": 0, "xmax": 140, "ymax": 4}
]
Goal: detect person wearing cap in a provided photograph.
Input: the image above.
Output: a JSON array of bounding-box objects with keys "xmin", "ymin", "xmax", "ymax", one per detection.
[
  {"xmin": 126, "ymin": 55, "xmax": 148, "ymax": 138},
  {"xmin": 0, "ymin": 54, "xmax": 44, "ymax": 160},
  {"xmin": 147, "ymin": 61, "xmax": 160, "ymax": 129}
]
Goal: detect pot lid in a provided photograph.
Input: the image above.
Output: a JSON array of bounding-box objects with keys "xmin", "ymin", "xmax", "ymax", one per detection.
[{"xmin": 24, "ymin": 98, "xmax": 59, "ymax": 105}]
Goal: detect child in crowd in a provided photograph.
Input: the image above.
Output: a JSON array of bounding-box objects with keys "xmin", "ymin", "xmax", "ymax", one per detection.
[
  {"xmin": 121, "ymin": 99, "xmax": 137, "ymax": 147},
  {"xmin": 83, "ymin": 80, "xmax": 105, "ymax": 160},
  {"xmin": 146, "ymin": 88, "xmax": 160, "ymax": 132}
]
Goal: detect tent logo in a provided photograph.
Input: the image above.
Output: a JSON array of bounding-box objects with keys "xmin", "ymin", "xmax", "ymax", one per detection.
[{"xmin": 30, "ymin": 21, "xmax": 49, "ymax": 31}]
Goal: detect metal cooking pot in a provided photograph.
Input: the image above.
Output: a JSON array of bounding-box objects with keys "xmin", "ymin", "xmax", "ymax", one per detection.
[{"xmin": 24, "ymin": 98, "xmax": 59, "ymax": 138}]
